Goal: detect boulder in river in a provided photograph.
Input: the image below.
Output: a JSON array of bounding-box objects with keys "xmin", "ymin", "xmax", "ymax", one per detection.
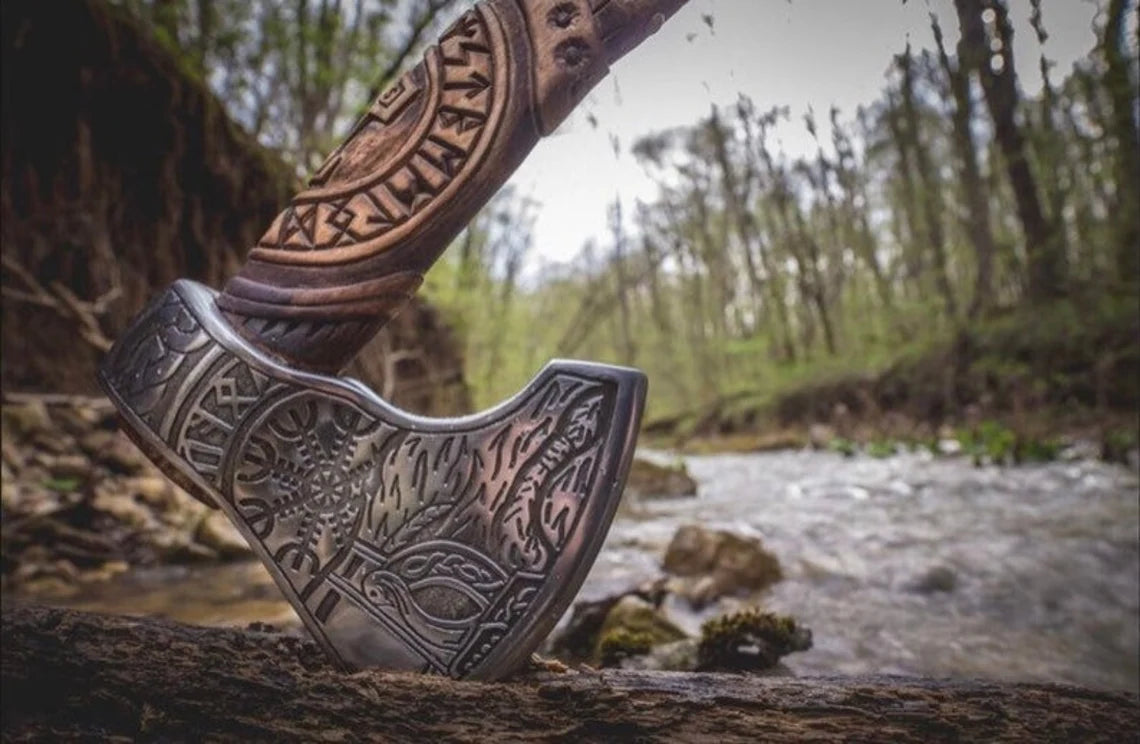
[
  {"xmin": 624, "ymin": 457, "xmax": 698, "ymax": 500},
  {"xmin": 663, "ymin": 525, "xmax": 783, "ymax": 607},
  {"xmin": 595, "ymin": 595, "xmax": 687, "ymax": 667},
  {"xmin": 195, "ymin": 512, "xmax": 253, "ymax": 560},
  {"xmin": 908, "ymin": 565, "xmax": 958, "ymax": 594},
  {"xmin": 615, "ymin": 638, "xmax": 701, "ymax": 672}
]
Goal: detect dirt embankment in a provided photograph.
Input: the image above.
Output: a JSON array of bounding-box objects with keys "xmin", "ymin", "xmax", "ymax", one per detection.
[
  {"xmin": 0, "ymin": 0, "xmax": 473, "ymax": 590},
  {"xmin": 1, "ymin": 0, "xmax": 470, "ymax": 414}
]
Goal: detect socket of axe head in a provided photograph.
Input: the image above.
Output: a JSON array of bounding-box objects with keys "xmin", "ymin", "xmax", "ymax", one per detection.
[{"xmin": 98, "ymin": 0, "xmax": 686, "ymax": 679}]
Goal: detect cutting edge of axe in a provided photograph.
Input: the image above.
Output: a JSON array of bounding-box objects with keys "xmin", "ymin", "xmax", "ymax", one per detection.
[{"xmin": 97, "ymin": 0, "xmax": 687, "ymax": 678}]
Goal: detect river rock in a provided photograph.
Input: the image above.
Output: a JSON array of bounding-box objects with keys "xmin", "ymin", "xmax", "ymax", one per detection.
[
  {"xmin": 662, "ymin": 525, "xmax": 783, "ymax": 608},
  {"xmin": 47, "ymin": 454, "xmax": 93, "ymax": 480},
  {"xmin": 617, "ymin": 638, "xmax": 700, "ymax": 672},
  {"xmin": 98, "ymin": 433, "xmax": 149, "ymax": 474},
  {"xmin": 624, "ymin": 457, "xmax": 698, "ymax": 500},
  {"xmin": 595, "ymin": 595, "xmax": 687, "ymax": 666},
  {"xmin": 151, "ymin": 531, "xmax": 219, "ymax": 564},
  {"xmin": 92, "ymin": 483, "xmax": 157, "ymax": 532},
  {"xmin": 808, "ymin": 423, "xmax": 836, "ymax": 449},
  {"xmin": 126, "ymin": 475, "xmax": 174, "ymax": 507},
  {"xmin": 78, "ymin": 430, "xmax": 117, "ymax": 458},
  {"xmin": 909, "ymin": 565, "xmax": 958, "ymax": 594},
  {"xmin": 196, "ymin": 511, "xmax": 252, "ymax": 560},
  {"xmin": 546, "ymin": 595, "xmax": 618, "ymax": 662},
  {"xmin": 52, "ymin": 402, "xmax": 114, "ymax": 433},
  {"xmin": 2, "ymin": 400, "xmax": 52, "ymax": 436},
  {"xmin": 697, "ymin": 608, "xmax": 813, "ymax": 672}
]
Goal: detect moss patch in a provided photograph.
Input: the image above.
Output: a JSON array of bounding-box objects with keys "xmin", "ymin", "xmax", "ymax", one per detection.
[{"xmin": 697, "ymin": 608, "xmax": 812, "ymax": 672}]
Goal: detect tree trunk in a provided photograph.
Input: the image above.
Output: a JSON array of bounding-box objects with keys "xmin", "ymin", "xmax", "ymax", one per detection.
[
  {"xmin": 609, "ymin": 199, "xmax": 637, "ymax": 366},
  {"xmin": 932, "ymin": 14, "xmax": 997, "ymax": 318},
  {"xmin": 710, "ymin": 108, "xmax": 796, "ymax": 362},
  {"xmin": 884, "ymin": 91, "xmax": 928, "ymax": 296},
  {"xmin": 833, "ymin": 110, "xmax": 894, "ymax": 315},
  {"xmin": 4, "ymin": 606, "xmax": 1138, "ymax": 742},
  {"xmin": 897, "ymin": 46, "xmax": 958, "ymax": 319},
  {"xmin": 1103, "ymin": 0, "xmax": 1140, "ymax": 282},
  {"xmin": 954, "ymin": 0, "xmax": 1064, "ymax": 301}
]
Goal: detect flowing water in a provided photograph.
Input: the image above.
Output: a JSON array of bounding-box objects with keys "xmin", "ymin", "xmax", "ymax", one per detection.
[
  {"xmin": 593, "ymin": 450, "xmax": 1140, "ymax": 693},
  {"xmin": 20, "ymin": 450, "xmax": 1139, "ymax": 692}
]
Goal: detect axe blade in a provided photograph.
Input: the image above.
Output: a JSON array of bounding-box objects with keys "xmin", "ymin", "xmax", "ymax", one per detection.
[
  {"xmin": 96, "ymin": 0, "xmax": 689, "ymax": 677},
  {"xmin": 99, "ymin": 280, "xmax": 645, "ymax": 678}
]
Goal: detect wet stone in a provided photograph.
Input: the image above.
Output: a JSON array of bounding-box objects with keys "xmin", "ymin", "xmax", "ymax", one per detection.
[
  {"xmin": 625, "ymin": 457, "xmax": 698, "ymax": 500},
  {"xmin": 196, "ymin": 511, "xmax": 252, "ymax": 560},
  {"xmin": 2, "ymin": 400, "xmax": 52, "ymax": 436},
  {"xmin": 909, "ymin": 565, "xmax": 958, "ymax": 594},
  {"xmin": 662, "ymin": 524, "xmax": 783, "ymax": 607}
]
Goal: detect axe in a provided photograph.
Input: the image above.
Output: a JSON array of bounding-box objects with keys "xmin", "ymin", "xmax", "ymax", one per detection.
[{"xmin": 98, "ymin": 0, "xmax": 687, "ymax": 679}]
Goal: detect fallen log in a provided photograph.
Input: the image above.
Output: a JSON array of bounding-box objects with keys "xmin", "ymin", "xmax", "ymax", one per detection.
[{"xmin": 2, "ymin": 605, "xmax": 1136, "ymax": 742}]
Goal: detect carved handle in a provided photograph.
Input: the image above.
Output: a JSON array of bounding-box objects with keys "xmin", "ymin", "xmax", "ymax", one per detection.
[{"xmin": 216, "ymin": 0, "xmax": 687, "ymax": 373}]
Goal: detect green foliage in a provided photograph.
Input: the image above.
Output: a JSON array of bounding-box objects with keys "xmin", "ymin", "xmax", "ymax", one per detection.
[
  {"xmin": 829, "ymin": 438, "xmax": 857, "ymax": 458},
  {"xmin": 422, "ymin": 190, "xmax": 540, "ymax": 409},
  {"xmin": 116, "ymin": 0, "xmax": 461, "ymax": 170},
  {"xmin": 43, "ymin": 478, "xmax": 81, "ymax": 493},
  {"xmin": 957, "ymin": 421, "xmax": 1062, "ymax": 466},
  {"xmin": 1102, "ymin": 428, "xmax": 1139, "ymax": 464},
  {"xmin": 120, "ymin": 0, "xmax": 1136, "ymax": 432},
  {"xmin": 867, "ymin": 439, "xmax": 898, "ymax": 458},
  {"xmin": 1017, "ymin": 437, "xmax": 1061, "ymax": 464},
  {"xmin": 964, "ymin": 421, "xmax": 1017, "ymax": 465}
]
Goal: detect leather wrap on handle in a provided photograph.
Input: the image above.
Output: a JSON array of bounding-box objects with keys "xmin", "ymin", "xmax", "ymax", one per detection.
[{"xmin": 216, "ymin": 0, "xmax": 687, "ymax": 373}]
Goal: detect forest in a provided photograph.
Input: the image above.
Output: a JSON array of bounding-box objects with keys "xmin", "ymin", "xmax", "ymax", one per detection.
[
  {"xmin": 102, "ymin": 0, "xmax": 1139, "ymax": 445},
  {"xmin": 2, "ymin": 1, "xmax": 1139, "ymax": 736}
]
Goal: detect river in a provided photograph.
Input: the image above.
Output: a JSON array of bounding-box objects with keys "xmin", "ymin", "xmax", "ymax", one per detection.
[{"xmin": 24, "ymin": 449, "xmax": 1140, "ymax": 692}]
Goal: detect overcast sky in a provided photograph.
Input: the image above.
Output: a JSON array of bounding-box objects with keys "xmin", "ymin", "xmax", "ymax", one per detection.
[{"xmin": 503, "ymin": 0, "xmax": 1107, "ymax": 276}]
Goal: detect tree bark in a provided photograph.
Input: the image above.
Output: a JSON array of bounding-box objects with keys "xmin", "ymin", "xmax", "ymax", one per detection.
[
  {"xmin": 954, "ymin": 0, "xmax": 1064, "ymax": 301},
  {"xmin": 609, "ymin": 199, "xmax": 638, "ymax": 366},
  {"xmin": 3, "ymin": 605, "xmax": 1138, "ymax": 742},
  {"xmin": 932, "ymin": 14, "xmax": 997, "ymax": 318},
  {"xmin": 897, "ymin": 46, "xmax": 958, "ymax": 319},
  {"xmin": 1102, "ymin": 0, "xmax": 1140, "ymax": 281},
  {"xmin": 710, "ymin": 108, "xmax": 796, "ymax": 361}
]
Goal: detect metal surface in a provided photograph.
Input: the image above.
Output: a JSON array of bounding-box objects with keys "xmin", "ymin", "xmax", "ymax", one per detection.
[{"xmin": 98, "ymin": 281, "xmax": 646, "ymax": 679}]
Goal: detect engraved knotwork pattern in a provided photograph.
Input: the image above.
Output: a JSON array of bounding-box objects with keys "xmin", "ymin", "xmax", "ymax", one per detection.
[
  {"xmin": 230, "ymin": 376, "xmax": 612, "ymax": 675},
  {"xmin": 99, "ymin": 285, "xmax": 629, "ymax": 677},
  {"xmin": 100, "ymin": 291, "xmax": 215, "ymax": 435}
]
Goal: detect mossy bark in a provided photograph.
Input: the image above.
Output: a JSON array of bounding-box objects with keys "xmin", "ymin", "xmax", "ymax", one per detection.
[{"xmin": 3, "ymin": 605, "xmax": 1137, "ymax": 742}]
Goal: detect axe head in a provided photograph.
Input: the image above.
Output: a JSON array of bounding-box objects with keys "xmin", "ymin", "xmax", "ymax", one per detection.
[{"xmin": 98, "ymin": 281, "xmax": 646, "ymax": 679}]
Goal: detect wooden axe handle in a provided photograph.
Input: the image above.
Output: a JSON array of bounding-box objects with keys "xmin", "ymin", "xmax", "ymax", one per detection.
[{"xmin": 216, "ymin": 0, "xmax": 686, "ymax": 374}]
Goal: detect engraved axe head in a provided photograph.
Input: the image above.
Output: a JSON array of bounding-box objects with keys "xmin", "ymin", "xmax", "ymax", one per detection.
[{"xmin": 98, "ymin": 0, "xmax": 687, "ymax": 679}]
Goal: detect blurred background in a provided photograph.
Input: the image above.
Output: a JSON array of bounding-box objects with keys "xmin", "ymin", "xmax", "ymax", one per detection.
[{"xmin": 2, "ymin": 0, "xmax": 1137, "ymax": 691}]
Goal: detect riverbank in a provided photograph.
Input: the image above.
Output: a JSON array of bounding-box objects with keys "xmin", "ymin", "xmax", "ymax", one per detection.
[
  {"xmin": 8, "ymin": 447, "xmax": 1137, "ymax": 692},
  {"xmin": 645, "ymin": 292, "xmax": 1140, "ymax": 463}
]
